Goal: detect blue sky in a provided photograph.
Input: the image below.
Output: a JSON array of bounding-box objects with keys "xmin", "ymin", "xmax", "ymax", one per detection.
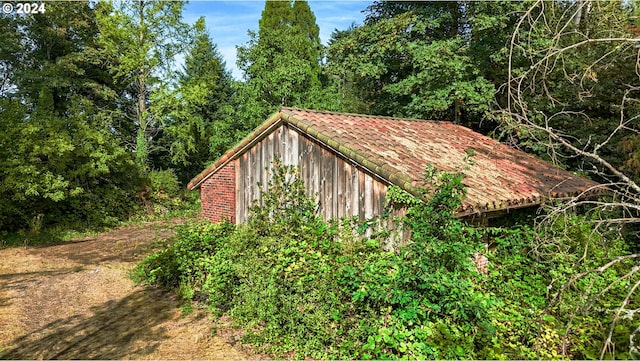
[{"xmin": 182, "ymin": 1, "xmax": 370, "ymax": 79}]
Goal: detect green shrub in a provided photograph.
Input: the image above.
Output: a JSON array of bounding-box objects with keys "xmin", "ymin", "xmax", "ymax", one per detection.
[
  {"xmin": 133, "ymin": 221, "xmax": 235, "ymax": 297},
  {"xmin": 135, "ymin": 160, "xmax": 637, "ymax": 359},
  {"xmin": 132, "ymin": 247, "xmax": 180, "ymax": 288},
  {"xmin": 149, "ymin": 169, "xmax": 180, "ymax": 196},
  {"xmin": 142, "ymin": 169, "xmax": 198, "ymax": 215},
  {"xmin": 248, "ymin": 157, "xmax": 320, "ymax": 237}
]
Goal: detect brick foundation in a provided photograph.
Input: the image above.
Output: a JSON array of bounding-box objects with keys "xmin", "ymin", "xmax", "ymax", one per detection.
[{"xmin": 200, "ymin": 161, "xmax": 236, "ymax": 223}]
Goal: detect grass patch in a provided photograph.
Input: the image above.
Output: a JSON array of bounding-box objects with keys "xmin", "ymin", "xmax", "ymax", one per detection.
[
  {"xmin": 1, "ymin": 196, "xmax": 198, "ymax": 250},
  {"xmin": 0, "ymin": 225, "xmax": 105, "ymax": 249}
]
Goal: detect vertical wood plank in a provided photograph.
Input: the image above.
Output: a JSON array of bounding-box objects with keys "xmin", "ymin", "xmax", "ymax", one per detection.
[
  {"xmin": 350, "ymin": 165, "xmax": 359, "ymax": 217},
  {"xmin": 310, "ymin": 141, "xmax": 320, "ymax": 208},
  {"xmin": 321, "ymin": 148, "xmax": 334, "ymax": 219},
  {"xmin": 299, "ymin": 133, "xmax": 307, "ymax": 191},
  {"xmin": 283, "ymin": 124, "xmax": 290, "ymax": 165},
  {"xmin": 342, "ymin": 162, "xmax": 352, "ymax": 218},
  {"xmin": 358, "ymin": 171, "xmax": 366, "ymax": 220},
  {"xmin": 372, "ymin": 180, "xmax": 385, "ymax": 217},
  {"xmin": 246, "ymin": 153, "xmax": 251, "ymax": 218},
  {"xmin": 265, "ymin": 131, "xmax": 274, "ymax": 178},
  {"xmin": 236, "ymin": 156, "xmax": 244, "ymax": 223},
  {"xmin": 315, "ymin": 145, "xmax": 324, "ymax": 216},
  {"xmin": 279, "ymin": 124, "xmax": 287, "ymax": 162},
  {"xmin": 274, "ymin": 126, "xmax": 282, "ymax": 162},
  {"xmin": 260, "ymin": 133, "xmax": 267, "ymax": 200},
  {"xmin": 247, "ymin": 148, "xmax": 257, "ymax": 204},
  {"xmin": 372, "ymin": 180, "xmax": 378, "ymax": 217},
  {"xmin": 364, "ymin": 173, "xmax": 373, "ymax": 219},
  {"xmin": 335, "ymin": 158, "xmax": 342, "ymax": 219},
  {"xmin": 311, "ymin": 141, "xmax": 320, "ymax": 199},
  {"xmin": 336, "ymin": 159, "xmax": 345, "ymax": 218},
  {"xmin": 289, "ymin": 127, "xmax": 299, "ymax": 166},
  {"xmin": 254, "ymin": 147, "xmax": 260, "ymax": 207},
  {"xmin": 299, "ymin": 134, "xmax": 316, "ymax": 207},
  {"xmin": 268, "ymin": 131, "xmax": 275, "ymax": 183}
]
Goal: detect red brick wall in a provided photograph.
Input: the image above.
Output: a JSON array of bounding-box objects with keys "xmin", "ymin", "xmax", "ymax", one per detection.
[{"xmin": 200, "ymin": 161, "xmax": 236, "ymax": 223}]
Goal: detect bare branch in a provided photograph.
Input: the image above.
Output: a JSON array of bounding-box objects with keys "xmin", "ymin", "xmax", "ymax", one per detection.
[
  {"xmin": 505, "ymin": 2, "xmax": 640, "ymax": 355},
  {"xmin": 602, "ymin": 278, "xmax": 640, "ymax": 359}
]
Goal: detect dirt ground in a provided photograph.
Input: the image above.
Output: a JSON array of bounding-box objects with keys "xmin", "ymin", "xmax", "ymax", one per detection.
[{"xmin": 0, "ymin": 220, "xmax": 253, "ymax": 360}]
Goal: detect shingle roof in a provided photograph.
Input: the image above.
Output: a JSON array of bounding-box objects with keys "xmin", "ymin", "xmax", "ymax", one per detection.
[{"xmin": 188, "ymin": 107, "xmax": 601, "ymax": 216}]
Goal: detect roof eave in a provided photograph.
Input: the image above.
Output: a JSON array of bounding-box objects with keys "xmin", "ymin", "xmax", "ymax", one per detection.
[{"xmin": 457, "ymin": 186, "xmax": 606, "ymax": 218}]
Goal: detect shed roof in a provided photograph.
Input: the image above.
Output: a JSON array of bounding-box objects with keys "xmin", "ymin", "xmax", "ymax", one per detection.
[{"xmin": 188, "ymin": 107, "xmax": 600, "ymax": 216}]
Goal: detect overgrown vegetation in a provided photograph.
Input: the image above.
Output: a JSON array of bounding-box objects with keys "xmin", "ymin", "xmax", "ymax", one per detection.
[
  {"xmin": 0, "ymin": 165, "xmax": 198, "ymax": 249},
  {"xmin": 135, "ymin": 161, "xmax": 639, "ymax": 359},
  {"xmin": 4, "ymin": 0, "xmax": 640, "ymax": 356}
]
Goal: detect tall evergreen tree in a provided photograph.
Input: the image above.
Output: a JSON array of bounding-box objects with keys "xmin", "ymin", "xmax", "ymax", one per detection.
[
  {"xmin": 258, "ymin": 1, "xmax": 290, "ymax": 30},
  {"xmin": 237, "ymin": 0, "xmax": 322, "ymax": 109},
  {"xmin": 151, "ymin": 18, "xmax": 234, "ymax": 182},
  {"xmin": 290, "ymin": 0, "xmax": 322, "ymax": 81},
  {"xmin": 10, "ymin": 1, "xmax": 112, "ymax": 112}
]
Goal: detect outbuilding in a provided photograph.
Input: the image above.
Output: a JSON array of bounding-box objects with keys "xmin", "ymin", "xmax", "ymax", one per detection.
[{"xmin": 187, "ymin": 107, "xmax": 599, "ymax": 224}]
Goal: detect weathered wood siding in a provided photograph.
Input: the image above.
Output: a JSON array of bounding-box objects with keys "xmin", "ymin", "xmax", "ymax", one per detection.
[{"xmin": 235, "ymin": 124, "xmax": 388, "ymax": 224}]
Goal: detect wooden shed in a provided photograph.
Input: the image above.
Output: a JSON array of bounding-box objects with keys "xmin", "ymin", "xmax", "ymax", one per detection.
[{"xmin": 187, "ymin": 107, "xmax": 600, "ymax": 224}]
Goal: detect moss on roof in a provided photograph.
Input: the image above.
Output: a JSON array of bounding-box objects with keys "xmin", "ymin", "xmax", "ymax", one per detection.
[{"xmin": 189, "ymin": 107, "xmax": 602, "ymax": 216}]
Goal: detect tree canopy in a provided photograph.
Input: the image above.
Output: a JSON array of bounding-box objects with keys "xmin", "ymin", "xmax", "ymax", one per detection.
[
  {"xmin": 237, "ymin": 0, "xmax": 322, "ymax": 109},
  {"xmin": 326, "ymin": 1, "xmax": 521, "ymax": 129},
  {"xmin": 3, "ymin": 1, "xmax": 640, "ymax": 356}
]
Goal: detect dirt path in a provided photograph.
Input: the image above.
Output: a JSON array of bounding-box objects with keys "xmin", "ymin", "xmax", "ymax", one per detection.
[{"xmin": 0, "ymin": 220, "xmax": 250, "ymax": 360}]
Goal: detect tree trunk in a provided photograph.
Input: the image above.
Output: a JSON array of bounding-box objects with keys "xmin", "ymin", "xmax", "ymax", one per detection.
[{"xmin": 135, "ymin": 0, "xmax": 148, "ymax": 170}]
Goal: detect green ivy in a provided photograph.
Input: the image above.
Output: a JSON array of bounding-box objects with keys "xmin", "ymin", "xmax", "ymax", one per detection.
[{"xmin": 135, "ymin": 160, "xmax": 637, "ymax": 359}]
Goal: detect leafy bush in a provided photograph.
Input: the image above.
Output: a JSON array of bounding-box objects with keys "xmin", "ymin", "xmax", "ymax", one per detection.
[
  {"xmin": 133, "ymin": 221, "xmax": 235, "ymax": 297},
  {"xmin": 132, "ymin": 247, "xmax": 180, "ymax": 289},
  {"xmin": 141, "ymin": 169, "xmax": 199, "ymax": 215},
  {"xmin": 135, "ymin": 160, "xmax": 638, "ymax": 359},
  {"xmin": 248, "ymin": 158, "xmax": 320, "ymax": 237},
  {"xmin": 0, "ymin": 97, "xmax": 146, "ymax": 233},
  {"xmin": 149, "ymin": 169, "xmax": 181, "ymax": 196}
]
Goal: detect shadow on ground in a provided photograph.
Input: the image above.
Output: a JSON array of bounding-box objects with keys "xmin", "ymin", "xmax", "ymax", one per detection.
[
  {"xmin": 28, "ymin": 228, "xmax": 174, "ymax": 266},
  {"xmin": 0, "ymin": 288, "xmax": 175, "ymax": 359},
  {"xmin": 0, "ymin": 268, "xmax": 81, "ymax": 308}
]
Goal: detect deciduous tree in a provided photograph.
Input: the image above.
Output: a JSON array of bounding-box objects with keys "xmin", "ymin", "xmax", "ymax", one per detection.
[
  {"xmin": 502, "ymin": 1, "xmax": 640, "ymax": 357},
  {"xmin": 327, "ymin": 1, "xmax": 505, "ymax": 127},
  {"xmin": 96, "ymin": 0, "xmax": 193, "ymax": 171}
]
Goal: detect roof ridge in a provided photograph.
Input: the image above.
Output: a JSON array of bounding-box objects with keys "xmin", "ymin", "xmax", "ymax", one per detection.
[
  {"xmin": 190, "ymin": 107, "xmax": 601, "ymax": 217},
  {"xmin": 280, "ymin": 106, "xmax": 452, "ymax": 124}
]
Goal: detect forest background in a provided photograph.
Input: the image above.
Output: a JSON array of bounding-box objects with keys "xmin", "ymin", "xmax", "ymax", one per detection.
[{"xmin": 2, "ymin": 0, "xmax": 640, "ymax": 358}]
